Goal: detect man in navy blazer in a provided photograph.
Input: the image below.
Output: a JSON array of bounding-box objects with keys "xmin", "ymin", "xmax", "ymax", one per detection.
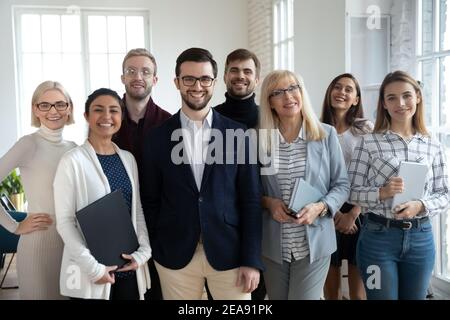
[{"xmin": 141, "ymin": 48, "xmax": 263, "ymax": 300}]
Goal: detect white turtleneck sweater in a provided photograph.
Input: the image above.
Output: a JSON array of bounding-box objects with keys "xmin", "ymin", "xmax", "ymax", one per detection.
[
  {"xmin": 0, "ymin": 125, "xmax": 76, "ymax": 231},
  {"xmin": 0, "ymin": 125, "xmax": 76, "ymax": 299}
]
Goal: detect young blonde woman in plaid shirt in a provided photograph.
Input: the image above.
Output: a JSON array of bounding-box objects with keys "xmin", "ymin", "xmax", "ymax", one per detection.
[{"xmin": 348, "ymin": 70, "xmax": 449, "ymax": 300}]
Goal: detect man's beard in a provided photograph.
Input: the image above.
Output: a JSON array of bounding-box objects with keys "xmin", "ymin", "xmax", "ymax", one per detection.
[
  {"xmin": 125, "ymin": 83, "xmax": 152, "ymax": 100},
  {"xmin": 181, "ymin": 91, "xmax": 212, "ymax": 111},
  {"xmin": 227, "ymin": 80, "xmax": 255, "ymax": 98}
]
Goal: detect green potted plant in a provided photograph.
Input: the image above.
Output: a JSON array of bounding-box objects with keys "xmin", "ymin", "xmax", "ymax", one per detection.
[{"xmin": 0, "ymin": 169, "xmax": 25, "ymax": 211}]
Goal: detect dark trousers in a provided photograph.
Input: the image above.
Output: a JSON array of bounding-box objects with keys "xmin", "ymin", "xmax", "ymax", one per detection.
[
  {"xmin": 251, "ymin": 272, "xmax": 267, "ymax": 300},
  {"xmin": 110, "ymin": 272, "xmax": 140, "ymax": 300},
  {"xmin": 144, "ymin": 258, "xmax": 163, "ymax": 300}
]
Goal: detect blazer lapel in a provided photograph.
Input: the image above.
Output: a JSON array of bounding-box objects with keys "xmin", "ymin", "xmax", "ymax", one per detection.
[
  {"xmin": 169, "ymin": 111, "xmax": 198, "ymax": 192},
  {"xmin": 200, "ymin": 110, "xmax": 222, "ymax": 193},
  {"xmin": 305, "ymin": 139, "xmax": 324, "ymax": 183}
]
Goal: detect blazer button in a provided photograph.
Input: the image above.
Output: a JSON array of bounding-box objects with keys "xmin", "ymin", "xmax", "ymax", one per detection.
[{"xmin": 198, "ymin": 197, "xmax": 203, "ymax": 203}]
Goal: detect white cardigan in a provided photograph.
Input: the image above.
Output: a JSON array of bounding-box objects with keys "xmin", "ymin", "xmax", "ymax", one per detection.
[{"xmin": 53, "ymin": 140, "xmax": 151, "ymax": 300}]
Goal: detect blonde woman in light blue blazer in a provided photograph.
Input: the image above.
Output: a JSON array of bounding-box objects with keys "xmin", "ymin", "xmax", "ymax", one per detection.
[{"xmin": 259, "ymin": 70, "xmax": 350, "ymax": 300}]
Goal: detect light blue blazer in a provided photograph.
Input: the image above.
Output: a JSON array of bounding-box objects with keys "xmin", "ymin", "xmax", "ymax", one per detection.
[{"xmin": 261, "ymin": 124, "xmax": 350, "ymax": 264}]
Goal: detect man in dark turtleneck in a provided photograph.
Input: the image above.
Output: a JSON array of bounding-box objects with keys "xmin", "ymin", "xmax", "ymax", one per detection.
[
  {"xmin": 214, "ymin": 49, "xmax": 266, "ymax": 300},
  {"xmin": 214, "ymin": 49, "xmax": 260, "ymax": 129}
]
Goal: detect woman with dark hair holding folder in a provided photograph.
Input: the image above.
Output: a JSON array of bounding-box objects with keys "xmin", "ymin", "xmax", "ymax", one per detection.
[
  {"xmin": 348, "ymin": 71, "xmax": 449, "ymax": 299},
  {"xmin": 258, "ymin": 70, "xmax": 350, "ymax": 299},
  {"xmin": 54, "ymin": 88, "xmax": 151, "ymax": 300}
]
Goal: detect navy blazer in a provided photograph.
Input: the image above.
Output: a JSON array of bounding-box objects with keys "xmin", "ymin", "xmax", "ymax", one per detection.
[{"xmin": 141, "ymin": 110, "xmax": 263, "ymax": 271}]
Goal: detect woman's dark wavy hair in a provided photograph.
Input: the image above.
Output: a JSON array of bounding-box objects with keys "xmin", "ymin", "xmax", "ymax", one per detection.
[{"xmin": 320, "ymin": 73, "xmax": 364, "ymax": 128}]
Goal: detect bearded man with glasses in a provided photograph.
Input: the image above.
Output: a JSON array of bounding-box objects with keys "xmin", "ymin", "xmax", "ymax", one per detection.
[
  {"xmin": 113, "ymin": 48, "xmax": 171, "ymax": 301},
  {"xmin": 114, "ymin": 48, "xmax": 171, "ymax": 176}
]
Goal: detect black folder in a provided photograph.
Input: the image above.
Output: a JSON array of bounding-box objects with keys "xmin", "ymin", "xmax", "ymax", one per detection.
[{"xmin": 76, "ymin": 190, "xmax": 139, "ymax": 267}]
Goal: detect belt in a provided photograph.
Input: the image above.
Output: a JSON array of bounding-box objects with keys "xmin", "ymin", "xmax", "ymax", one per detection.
[{"xmin": 366, "ymin": 212, "xmax": 429, "ymax": 230}]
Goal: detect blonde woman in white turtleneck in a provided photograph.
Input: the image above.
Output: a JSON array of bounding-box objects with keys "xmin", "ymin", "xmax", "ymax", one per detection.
[{"xmin": 0, "ymin": 81, "xmax": 76, "ymax": 299}]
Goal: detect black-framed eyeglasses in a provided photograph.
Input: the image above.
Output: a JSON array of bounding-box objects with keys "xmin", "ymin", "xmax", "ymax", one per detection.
[
  {"xmin": 124, "ymin": 68, "xmax": 154, "ymax": 79},
  {"xmin": 36, "ymin": 101, "xmax": 69, "ymax": 111},
  {"xmin": 179, "ymin": 76, "xmax": 215, "ymax": 87},
  {"xmin": 269, "ymin": 84, "xmax": 301, "ymax": 99}
]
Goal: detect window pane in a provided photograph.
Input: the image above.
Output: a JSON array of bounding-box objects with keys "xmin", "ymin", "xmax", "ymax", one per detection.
[
  {"xmin": 88, "ymin": 16, "xmax": 107, "ymax": 53},
  {"xmin": 440, "ymin": 0, "xmax": 450, "ymax": 50},
  {"xmin": 108, "ymin": 16, "xmax": 126, "ymax": 53},
  {"xmin": 16, "ymin": 9, "xmax": 148, "ymax": 141},
  {"xmin": 274, "ymin": 45, "xmax": 279, "ymax": 69},
  {"xmin": 62, "ymin": 84, "xmax": 87, "ymax": 145},
  {"xmin": 288, "ymin": 0, "xmax": 294, "ymax": 38},
  {"xmin": 22, "ymin": 53, "xmax": 42, "ymax": 86},
  {"xmin": 422, "ymin": 60, "xmax": 434, "ymax": 126},
  {"xmin": 89, "ymin": 54, "xmax": 109, "ymax": 89},
  {"xmin": 43, "ymin": 53, "xmax": 62, "ymax": 80},
  {"xmin": 21, "ymin": 14, "xmax": 41, "ymax": 52},
  {"xmin": 60, "ymin": 61, "xmax": 87, "ymax": 145},
  {"xmin": 126, "ymin": 16, "xmax": 145, "ymax": 49},
  {"xmin": 281, "ymin": 42, "xmax": 287, "ymax": 69},
  {"xmin": 423, "ymin": 0, "xmax": 434, "ymax": 54},
  {"xmin": 288, "ymin": 40, "xmax": 294, "ymax": 70},
  {"xmin": 62, "ymin": 15, "xmax": 81, "ymax": 53},
  {"xmin": 440, "ymin": 56, "xmax": 450, "ymax": 126},
  {"xmin": 280, "ymin": 1, "xmax": 286, "ymax": 41},
  {"xmin": 41, "ymin": 15, "xmax": 61, "ymax": 53},
  {"xmin": 273, "ymin": 3, "xmax": 279, "ymax": 44},
  {"xmin": 61, "ymin": 54, "xmax": 84, "ymax": 92},
  {"xmin": 22, "ymin": 53, "xmax": 43, "ymax": 133},
  {"xmin": 108, "ymin": 53, "xmax": 124, "ymax": 94}
]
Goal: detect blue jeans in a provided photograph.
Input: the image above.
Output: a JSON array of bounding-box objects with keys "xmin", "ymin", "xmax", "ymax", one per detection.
[{"xmin": 356, "ymin": 218, "xmax": 435, "ymax": 300}]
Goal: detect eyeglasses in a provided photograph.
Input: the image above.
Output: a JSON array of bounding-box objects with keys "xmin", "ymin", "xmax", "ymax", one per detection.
[
  {"xmin": 179, "ymin": 76, "xmax": 215, "ymax": 87},
  {"xmin": 269, "ymin": 84, "xmax": 301, "ymax": 99},
  {"xmin": 36, "ymin": 101, "xmax": 69, "ymax": 111},
  {"xmin": 124, "ymin": 68, "xmax": 153, "ymax": 79}
]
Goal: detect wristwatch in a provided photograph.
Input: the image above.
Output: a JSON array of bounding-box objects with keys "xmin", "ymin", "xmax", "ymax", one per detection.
[{"xmin": 318, "ymin": 201, "xmax": 328, "ymax": 217}]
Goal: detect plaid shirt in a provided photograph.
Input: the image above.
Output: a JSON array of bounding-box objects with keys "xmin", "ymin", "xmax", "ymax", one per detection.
[{"xmin": 348, "ymin": 131, "xmax": 449, "ymax": 219}]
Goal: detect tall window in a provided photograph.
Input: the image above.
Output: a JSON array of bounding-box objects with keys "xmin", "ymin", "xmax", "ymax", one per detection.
[
  {"xmin": 13, "ymin": 6, "xmax": 149, "ymax": 144},
  {"xmin": 273, "ymin": 0, "xmax": 294, "ymax": 70},
  {"xmin": 417, "ymin": 0, "xmax": 450, "ymax": 286}
]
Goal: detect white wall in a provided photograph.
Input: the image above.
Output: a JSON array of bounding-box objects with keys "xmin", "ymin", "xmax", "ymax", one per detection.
[
  {"xmin": 0, "ymin": 0, "xmax": 248, "ymax": 155},
  {"xmin": 294, "ymin": 0, "xmax": 346, "ymax": 114}
]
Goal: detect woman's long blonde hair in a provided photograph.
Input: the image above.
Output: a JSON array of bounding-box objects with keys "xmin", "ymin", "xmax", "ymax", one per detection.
[{"xmin": 259, "ymin": 70, "xmax": 325, "ymax": 154}]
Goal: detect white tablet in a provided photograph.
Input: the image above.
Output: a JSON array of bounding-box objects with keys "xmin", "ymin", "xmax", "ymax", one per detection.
[{"xmin": 392, "ymin": 161, "xmax": 428, "ymax": 209}]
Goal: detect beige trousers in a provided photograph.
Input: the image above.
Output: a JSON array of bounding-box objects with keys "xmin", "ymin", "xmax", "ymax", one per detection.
[{"xmin": 155, "ymin": 243, "xmax": 250, "ymax": 300}]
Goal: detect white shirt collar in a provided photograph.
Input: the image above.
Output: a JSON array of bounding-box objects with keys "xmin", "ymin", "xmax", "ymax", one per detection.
[{"xmin": 180, "ymin": 108, "xmax": 213, "ymax": 131}]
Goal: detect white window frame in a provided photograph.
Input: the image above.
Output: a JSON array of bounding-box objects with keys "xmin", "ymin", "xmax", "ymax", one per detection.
[
  {"xmin": 12, "ymin": 5, "xmax": 150, "ymax": 142},
  {"xmin": 416, "ymin": 0, "xmax": 450, "ymax": 296},
  {"xmin": 273, "ymin": 0, "xmax": 294, "ymax": 70}
]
